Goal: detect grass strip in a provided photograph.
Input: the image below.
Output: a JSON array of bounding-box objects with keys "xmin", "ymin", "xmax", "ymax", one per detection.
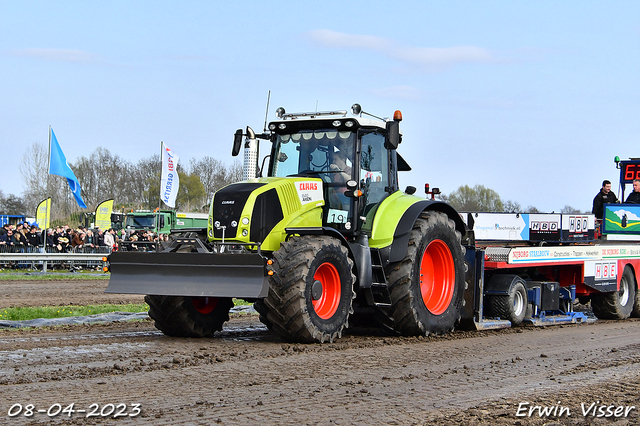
[
  {"xmin": 0, "ymin": 304, "xmax": 149, "ymax": 321},
  {"xmin": 0, "ymin": 272, "xmax": 109, "ymax": 281},
  {"xmin": 0, "ymin": 299, "xmax": 252, "ymax": 321}
]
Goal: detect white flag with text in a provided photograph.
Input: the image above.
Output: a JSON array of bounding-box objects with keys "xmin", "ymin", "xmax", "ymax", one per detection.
[{"xmin": 160, "ymin": 142, "xmax": 180, "ymax": 208}]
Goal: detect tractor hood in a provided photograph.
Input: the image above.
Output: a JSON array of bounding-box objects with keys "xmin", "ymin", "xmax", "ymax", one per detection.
[{"xmin": 208, "ymin": 177, "xmax": 325, "ymax": 251}]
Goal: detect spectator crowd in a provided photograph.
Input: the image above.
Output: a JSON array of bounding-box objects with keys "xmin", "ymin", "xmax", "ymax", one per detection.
[{"xmin": 0, "ymin": 221, "xmax": 168, "ymax": 254}]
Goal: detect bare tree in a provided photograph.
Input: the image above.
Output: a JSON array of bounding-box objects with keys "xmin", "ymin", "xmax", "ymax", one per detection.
[
  {"xmin": 228, "ymin": 160, "xmax": 243, "ymax": 184},
  {"xmin": 16, "ymin": 143, "xmax": 244, "ymax": 219},
  {"xmin": 503, "ymin": 200, "xmax": 522, "ymax": 213},
  {"xmin": 189, "ymin": 156, "xmax": 229, "ymax": 204},
  {"xmin": 73, "ymin": 147, "xmax": 134, "ymax": 208},
  {"xmin": 560, "ymin": 205, "xmax": 587, "ymax": 214},
  {"xmin": 19, "ymin": 142, "xmax": 49, "ymax": 213},
  {"xmin": 134, "ymin": 155, "xmax": 162, "ymax": 210}
]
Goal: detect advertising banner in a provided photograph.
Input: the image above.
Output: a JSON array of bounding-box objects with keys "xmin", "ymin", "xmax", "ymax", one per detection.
[
  {"xmin": 36, "ymin": 197, "xmax": 51, "ymax": 229},
  {"xmin": 95, "ymin": 199, "xmax": 114, "ymax": 231},
  {"xmin": 160, "ymin": 142, "xmax": 180, "ymax": 208}
]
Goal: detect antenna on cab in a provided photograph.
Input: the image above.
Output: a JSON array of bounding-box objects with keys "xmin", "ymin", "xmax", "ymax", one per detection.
[{"xmin": 263, "ymin": 90, "xmax": 271, "ymax": 133}]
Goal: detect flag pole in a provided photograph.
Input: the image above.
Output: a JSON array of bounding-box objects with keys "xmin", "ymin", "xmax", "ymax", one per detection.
[
  {"xmin": 46, "ymin": 126, "xmax": 52, "ymax": 230},
  {"xmin": 157, "ymin": 141, "xmax": 163, "ymax": 252}
]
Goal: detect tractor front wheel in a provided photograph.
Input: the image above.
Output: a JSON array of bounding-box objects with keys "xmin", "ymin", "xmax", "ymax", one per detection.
[
  {"xmin": 264, "ymin": 235, "xmax": 355, "ymax": 343},
  {"xmin": 145, "ymin": 295, "xmax": 234, "ymax": 337}
]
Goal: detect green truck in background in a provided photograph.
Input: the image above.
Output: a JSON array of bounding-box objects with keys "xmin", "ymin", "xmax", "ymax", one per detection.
[{"xmin": 124, "ymin": 210, "xmax": 208, "ymax": 236}]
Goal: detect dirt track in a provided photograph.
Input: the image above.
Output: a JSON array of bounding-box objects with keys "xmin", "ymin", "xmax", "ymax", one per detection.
[
  {"xmin": 1, "ymin": 279, "xmax": 640, "ymax": 425},
  {"xmin": 0, "ymin": 278, "xmax": 144, "ymax": 308}
]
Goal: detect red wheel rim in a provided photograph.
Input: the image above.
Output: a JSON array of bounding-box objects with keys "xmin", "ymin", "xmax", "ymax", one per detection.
[
  {"xmin": 312, "ymin": 262, "xmax": 341, "ymax": 319},
  {"xmin": 192, "ymin": 297, "xmax": 219, "ymax": 314},
  {"xmin": 419, "ymin": 239, "xmax": 455, "ymax": 315}
]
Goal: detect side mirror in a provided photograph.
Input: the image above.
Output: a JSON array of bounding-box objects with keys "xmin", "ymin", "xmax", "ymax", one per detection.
[
  {"xmin": 385, "ymin": 120, "xmax": 399, "ymax": 150},
  {"xmin": 232, "ymin": 129, "xmax": 243, "ymax": 156}
]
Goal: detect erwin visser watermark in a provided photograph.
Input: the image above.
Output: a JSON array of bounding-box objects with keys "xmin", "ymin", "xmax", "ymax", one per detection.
[{"xmin": 516, "ymin": 401, "xmax": 636, "ymax": 419}]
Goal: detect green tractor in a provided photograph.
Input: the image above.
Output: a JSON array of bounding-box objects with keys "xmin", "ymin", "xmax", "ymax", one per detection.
[{"xmin": 106, "ymin": 104, "xmax": 470, "ymax": 343}]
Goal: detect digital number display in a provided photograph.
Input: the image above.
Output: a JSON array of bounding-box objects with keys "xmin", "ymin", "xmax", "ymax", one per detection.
[{"xmin": 620, "ymin": 161, "xmax": 640, "ymax": 183}]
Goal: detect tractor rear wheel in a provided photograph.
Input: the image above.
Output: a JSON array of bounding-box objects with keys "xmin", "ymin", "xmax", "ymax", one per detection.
[
  {"xmin": 387, "ymin": 211, "xmax": 466, "ymax": 336},
  {"xmin": 145, "ymin": 295, "xmax": 234, "ymax": 337},
  {"xmin": 264, "ymin": 235, "xmax": 355, "ymax": 343},
  {"xmin": 591, "ymin": 266, "xmax": 636, "ymax": 320}
]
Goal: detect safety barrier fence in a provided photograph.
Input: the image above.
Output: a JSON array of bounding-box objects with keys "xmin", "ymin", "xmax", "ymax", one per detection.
[{"xmin": 0, "ymin": 247, "xmax": 110, "ymax": 272}]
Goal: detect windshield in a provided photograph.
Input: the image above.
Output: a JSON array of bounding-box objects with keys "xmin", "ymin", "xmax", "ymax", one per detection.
[
  {"xmin": 125, "ymin": 215, "xmax": 155, "ymax": 229},
  {"xmin": 272, "ymin": 129, "xmax": 356, "ymax": 178}
]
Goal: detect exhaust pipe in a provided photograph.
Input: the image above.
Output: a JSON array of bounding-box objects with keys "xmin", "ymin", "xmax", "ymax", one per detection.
[{"xmin": 243, "ymin": 126, "xmax": 258, "ymax": 180}]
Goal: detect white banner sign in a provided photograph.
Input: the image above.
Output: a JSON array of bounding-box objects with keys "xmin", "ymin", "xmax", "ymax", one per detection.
[{"xmin": 160, "ymin": 142, "xmax": 180, "ymax": 208}]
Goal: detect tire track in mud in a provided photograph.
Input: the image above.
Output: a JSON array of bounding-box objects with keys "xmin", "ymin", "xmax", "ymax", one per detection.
[{"xmin": 2, "ymin": 318, "xmax": 640, "ymax": 425}]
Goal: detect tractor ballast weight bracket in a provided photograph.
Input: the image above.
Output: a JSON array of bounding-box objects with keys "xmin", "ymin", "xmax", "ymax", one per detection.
[{"xmin": 106, "ymin": 251, "xmax": 269, "ymax": 299}]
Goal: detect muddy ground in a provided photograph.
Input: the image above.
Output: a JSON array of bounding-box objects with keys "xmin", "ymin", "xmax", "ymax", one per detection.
[{"xmin": 1, "ymin": 279, "xmax": 640, "ymax": 425}]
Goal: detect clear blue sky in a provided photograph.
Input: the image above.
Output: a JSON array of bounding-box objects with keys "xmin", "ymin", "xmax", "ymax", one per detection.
[{"xmin": 2, "ymin": 1, "xmax": 639, "ymax": 213}]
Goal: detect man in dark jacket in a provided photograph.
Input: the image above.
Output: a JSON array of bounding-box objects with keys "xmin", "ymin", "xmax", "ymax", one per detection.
[
  {"xmin": 592, "ymin": 180, "xmax": 619, "ymax": 219},
  {"xmin": 26, "ymin": 226, "xmax": 41, "ymax": 248},
  {"xmin": 625, "ymin": 180, "xmax": 640, "ymax": 204}
]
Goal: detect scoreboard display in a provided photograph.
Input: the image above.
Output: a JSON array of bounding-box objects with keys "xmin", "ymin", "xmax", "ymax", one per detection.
[{"xmin": 620, "ymin": 160, "xmax": 640, "ymax": 184}]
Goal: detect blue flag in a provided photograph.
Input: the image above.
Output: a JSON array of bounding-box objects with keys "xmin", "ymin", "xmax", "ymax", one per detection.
[{"xmin": 49, "ymin": 128, "xmax": 87, "ymax": 208}]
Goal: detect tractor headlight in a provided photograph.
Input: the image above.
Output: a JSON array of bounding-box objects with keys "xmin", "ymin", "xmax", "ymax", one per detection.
[
  {"xmin": 242, "ymin": 229, "xmax": 248, "ymax": 237},
  {"xmin": 242, "ymin": 217, "xmax": 249, "ymax": 225}
]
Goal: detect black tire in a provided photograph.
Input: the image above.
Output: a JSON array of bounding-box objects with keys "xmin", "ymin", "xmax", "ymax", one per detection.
[
  {"xmin": 264, "ymin": 235, "xmax": 355, "ymax": 343},
  {"xmin": 591, "ymin": 266, "xmax": 636, "ymax": 320},
  {"xmin": 253, "ymin": 299, "xmax": 273, "ymax": 330},
  {"xmin": 486, "ymin": 278, "xmax": 528, "ymax": 325},
  {"xmin": 633, "ymin": 288, "xmax": 640, "ymax": 318},
  {"xmin": 386, "ymin": 211, "xmax": 466, "ymax": 336},
  {"xmin": 145, "ymin": 295, "xmax": 234, "ymax": 337}
]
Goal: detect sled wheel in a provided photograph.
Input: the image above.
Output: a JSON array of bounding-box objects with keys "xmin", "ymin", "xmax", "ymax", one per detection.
[
  {"xmin": 591, "ymin": 266, "xmax": 636, "ymax": 320},
  {"xmin": 486, "ymin": 276, "xmax": 528, "ymax": 325}
]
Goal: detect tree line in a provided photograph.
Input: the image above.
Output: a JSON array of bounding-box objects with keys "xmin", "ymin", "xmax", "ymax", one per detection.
[
  {"xmin": 1, "ymin": 148, "xmax": 585, "ymax": 222},
  {"xmin": 440, "ymin": 184, "xmax": 585, "ymax": 214},
  {"xmin": 2, "ymin": 143, "xmax": 241, "ymax": 222}
]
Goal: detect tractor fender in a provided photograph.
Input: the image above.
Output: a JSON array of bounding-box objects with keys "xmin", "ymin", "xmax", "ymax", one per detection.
[
  {"xmin": 285, "ymin": 227, "xmax": 369, "ymax": 289},
  {"xmin": 384, "ymin": 200, "xmax": 466, "ymax": 266}
]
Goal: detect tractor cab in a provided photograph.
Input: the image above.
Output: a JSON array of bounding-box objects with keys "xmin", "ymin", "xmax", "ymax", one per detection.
[{"xmin": 266, "ymin": 104, "xmax": 405, "ymax": 237}]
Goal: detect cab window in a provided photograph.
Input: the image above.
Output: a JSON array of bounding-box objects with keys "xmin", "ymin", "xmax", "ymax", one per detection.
[{"xmin": 360, "ymin": 132, "xmax": 389, "ymax": 220}]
